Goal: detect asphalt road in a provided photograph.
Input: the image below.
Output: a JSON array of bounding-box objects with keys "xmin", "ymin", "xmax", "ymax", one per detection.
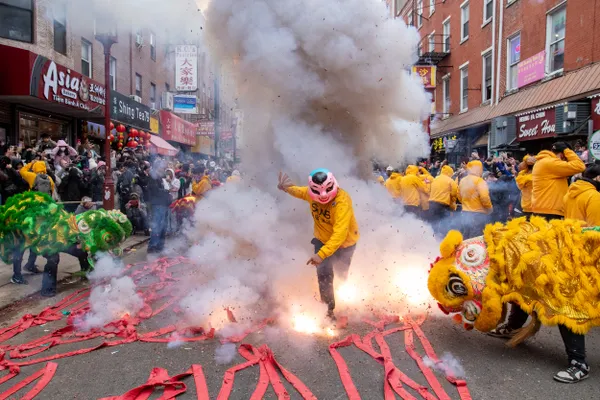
[{"xmin": 0, "ymin": 246, "xmax": 599, "ymax": 399}]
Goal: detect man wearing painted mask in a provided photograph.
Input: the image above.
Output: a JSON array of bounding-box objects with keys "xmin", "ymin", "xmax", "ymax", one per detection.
[{"xmin": 278, "ymin": 169, "xmax": 360, "ymax": 320}]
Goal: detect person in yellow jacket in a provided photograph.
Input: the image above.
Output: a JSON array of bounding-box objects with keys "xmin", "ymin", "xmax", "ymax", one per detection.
[
  {"xmin": 20, "ymin": 160, "xmax": 55, "ymax": 194},
  {"xmin": 278, "ymin": 169, "xmax": 359, "ymax": 320},
  {"xmin": 458, "ymin": 160, "xmax": 492, "ymax": 238},
  {"xmin": 384, "ymin": 168, "xmax": 403, "ymax": 200},
  {"xmin": 515, "ymin": 155, "xmax": 535, "ymax": 219},
  {"xmin": 563, "ymin": 165, "xmax": 600, "ymax": 227},
  {"xmin": 191, "ymin": 170, "xmax": 212, "ymax": 196},
  {"xmin": 400, "ymin": 165, "xmax": 429, "ymax": 217},
  {"xmin": 429, "ymin": 165, "xmax": 458, "ymax": 235},
  {"xmin": 532, "ymin": 142, "xmax": 585, "ymax": 220},
  {"xmin": 226, "ymin": 170, "xmax": 241, "ymax": 184},
  {"xmin": 418, "ymin": 166, "xmax": 433, "ymax": 214}
]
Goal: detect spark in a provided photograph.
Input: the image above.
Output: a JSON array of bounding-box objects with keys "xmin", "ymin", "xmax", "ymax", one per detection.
[
  {"xmin": 326, "ymin": 327, "xmax": 336, "ymax": 337},
  {"xmin": 292, "ymin": 314, "xmax": 320, "ymax": 335},
  {"xmin": 393, "ymin": 266, "xmax": 429, "ymax": 306},
  {"xmin": 336, "ymin": 282, "xmax": 359, "ymax": 304}
]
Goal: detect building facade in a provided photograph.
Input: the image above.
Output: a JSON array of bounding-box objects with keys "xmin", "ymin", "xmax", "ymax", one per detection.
[
  {"xmin": 0, "ymin": 0, "xmax": 232, "ymax": 160},
  {"xmin": 400, "ymin": 0, "xmax": 600, "ymax": 164}
]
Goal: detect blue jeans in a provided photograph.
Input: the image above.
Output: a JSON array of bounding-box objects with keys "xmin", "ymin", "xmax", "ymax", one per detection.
[{"xmin": 149, "ymin": 205, "xmax": 168, "ymax": 252}]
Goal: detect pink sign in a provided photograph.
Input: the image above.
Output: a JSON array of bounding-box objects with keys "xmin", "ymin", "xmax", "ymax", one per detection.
[
  {"xmin": 159, "ymin": 111, "xmax": 197, "ymax": 146},
  {"xmin": 517, "ymin": 51, "xmax": 546, "ymax": 88}
]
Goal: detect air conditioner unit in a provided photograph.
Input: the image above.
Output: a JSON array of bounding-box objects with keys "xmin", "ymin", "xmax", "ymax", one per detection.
[
  {"xmin": 136, "ymin": 33, "xmax": 144, "ymax": 47},
  {"xmin": 161, "ymin": 92, "xmax": 174, "ymax": 111},
  {"xmin": 556, "ymin": 102, "xmax": 591, "ymax": 135},
  {"xmin": 129, "ymin": 95, "xmax": 142, "ymax": 103}
]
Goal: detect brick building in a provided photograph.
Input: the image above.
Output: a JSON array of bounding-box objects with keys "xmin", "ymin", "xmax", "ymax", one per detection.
[
  {"xmin": 400, "ymin": 0, "xmax": 600, "ymax": 164},
  {"xmin": 0, "ymin": 0, "xmax": 228, "ymax": 159}
]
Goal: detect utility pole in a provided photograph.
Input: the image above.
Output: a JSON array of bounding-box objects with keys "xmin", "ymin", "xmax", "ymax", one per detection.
[{"xmin": 213, "ymin": 63, "xmax": 221, "ymax": 160}]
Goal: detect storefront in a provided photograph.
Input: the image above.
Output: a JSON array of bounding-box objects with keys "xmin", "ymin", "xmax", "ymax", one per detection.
[
  {"xmin": 108, "ymin": 91, "xmax": 152, "ymax": 150},
  {"xmin": 514, "ymin": 106, "xmax": 557, "ymax": 154},
  {"xmin": 0, "ymin": 44, "xmax": 106, "ymax": 147},
  {"xmin": 159, "ymin": 111, "xmax": 197, "ymax": 159}
]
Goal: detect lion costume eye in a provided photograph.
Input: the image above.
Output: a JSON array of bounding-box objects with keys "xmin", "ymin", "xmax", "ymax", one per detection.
[
  {"xmin": 77, "ymin": 220, "xmax": 91, "ymax": 234},
  {"xmin": 447, "ymin": 274, "xmax": 468, "ymax": 296},
  {"xmin": 118, "ymin": 214, "xmax": 127, "ymax": 223}
]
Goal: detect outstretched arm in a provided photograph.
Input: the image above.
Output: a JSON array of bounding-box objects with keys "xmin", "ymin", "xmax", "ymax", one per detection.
[{"xmin": 278, "ymin": 172, "xmax": 309, "ymax": 201}]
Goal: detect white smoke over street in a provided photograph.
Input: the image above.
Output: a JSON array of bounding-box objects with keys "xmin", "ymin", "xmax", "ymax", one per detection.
[
  {"xmin": 424, "ymin": 353, "xmax": 467, "ymax": 379},
  {"xmin": 178, "ymin": 0, "xmax": 439, "ymax": 334}
]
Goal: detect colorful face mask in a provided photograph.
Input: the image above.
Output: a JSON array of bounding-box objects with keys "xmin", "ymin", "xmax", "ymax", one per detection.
[{"xmin": 308, "ymin": 169, "xmax": 338, "ymax": 204}]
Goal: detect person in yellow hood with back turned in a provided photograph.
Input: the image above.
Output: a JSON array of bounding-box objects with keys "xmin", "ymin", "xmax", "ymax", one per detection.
[
  {"xmin": 515, "ymin": 155, "xmax": 536, "ymax": 219},
  {"xmin": 400, "ymin": 165, "xmax": 429, "ymax": 217},
  {"xmin": 384, "ymin": 166, "xmax": 402, "ymax": 200},
  {"xmin": 20, "ymin": 160, "xmax": 55, "ymax": 194},
  {"xmin": 458, "ymin": 160, "xmax": 492, "ymax": 238},
  {"xmin": 564, "ymin": 165, "xmax": 600, "ymax": 227},
  {"xmin": 278, "ymin": 169, "xmax": 359, "ymax": 321},
  {"xmin": 428, "ymin": 165, "xmax": 458, "ymax": 235},
  {"xmin": 532, "ymin": 142, "xmax": 586, "ymax": 219}
]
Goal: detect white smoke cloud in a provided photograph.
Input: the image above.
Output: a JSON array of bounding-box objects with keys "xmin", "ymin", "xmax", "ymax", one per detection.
[
  {"xmin": 423, "ymin": 352, "xmax": 467, "ymax": 379},
  {"xmin": 78, "ymin": 276, "xmax": 144, "ymax": 330},
  {"xmin": 175, "ymin": 0, "xmax": 439, "ymax": 332}
]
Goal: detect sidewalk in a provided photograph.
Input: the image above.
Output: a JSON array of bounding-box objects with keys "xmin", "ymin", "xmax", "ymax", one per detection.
[{"xmin": 0, "ymin": 235, "xmax": 149, "ymax": 310}]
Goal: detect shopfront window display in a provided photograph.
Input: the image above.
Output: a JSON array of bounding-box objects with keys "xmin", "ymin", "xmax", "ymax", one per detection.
[{"xmin": 19, "ymin": 112, "xmax": 70, "ymax": 149}]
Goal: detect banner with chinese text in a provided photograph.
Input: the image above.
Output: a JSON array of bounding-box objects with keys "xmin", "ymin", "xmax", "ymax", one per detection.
[{"xmin": 175, "ymin": 45, "xmax": 198, "ymax": 91}]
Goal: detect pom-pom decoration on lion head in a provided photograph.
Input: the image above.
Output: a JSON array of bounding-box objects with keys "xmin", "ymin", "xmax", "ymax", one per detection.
[
  {"xmin": 76, "ymin": 209, "xmax": 132, "ymax": 256},
  {"xmin": 428, "ymin": 217, "xmax": 600, "ymax": 339}
]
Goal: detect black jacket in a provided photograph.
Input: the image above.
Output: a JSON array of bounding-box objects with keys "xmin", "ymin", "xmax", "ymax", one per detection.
[{"xmin": 146, "ymin": 176, "xmax": 171, "ymax": 206}]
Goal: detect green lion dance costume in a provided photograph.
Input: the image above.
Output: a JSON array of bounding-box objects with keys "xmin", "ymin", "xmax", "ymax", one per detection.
[
  {"xmin": 428, "ymin": 217, "xmax": 600, "ymax": 344},
  {"xmin": 0, "ymin": 192, "xmax": 132, "ymax": 269}
]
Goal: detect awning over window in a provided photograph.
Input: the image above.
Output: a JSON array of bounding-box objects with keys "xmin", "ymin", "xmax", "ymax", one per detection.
[{"xmin": 149, "ymin": 134, "xmax": 179, "ymax": 157}]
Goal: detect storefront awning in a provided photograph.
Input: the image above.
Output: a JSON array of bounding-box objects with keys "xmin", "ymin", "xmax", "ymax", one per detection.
[
  {"xmin": 431, "ymin": 106, "xmax": 493, "ymax": 138},
  {"xmin": 472, "ymin": 133, "xmax": 489, "ymax": 148},
  {"xmin": 150, "ymin": 135, "xmax": 179, "ymax": 157}
]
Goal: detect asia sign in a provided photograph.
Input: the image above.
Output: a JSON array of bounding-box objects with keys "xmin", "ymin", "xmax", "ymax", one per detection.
[
  {"xmin": 111, "ymin": 91, "xmax": 151, "ymax": 130},
  {"xmin": 175, "ymin": 45, "xmax": 198, "ymax": 91},
  {"xmin": 517, "ymin": 51, "xmax": 545, "ymax": 88},
  {"xmin": 34, "ymin": 60, "xmax": 106, "ymax": 113},
  {"xmin": 412, "ymin": 65, "xmax": 436, "ymax": 89},
  {"xmin": 517, "ymin": 108, "xmax": 556, "ymax": 141},
  {"xmin": 197, "ymin": 120, "xmax": 215, "ymax": 137},
  {"xmin": 159, "ymin": 111, "xmax": 197, "ymax": 145}
]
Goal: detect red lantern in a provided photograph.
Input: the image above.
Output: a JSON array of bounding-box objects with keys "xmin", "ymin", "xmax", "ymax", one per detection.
[
  {"xmin": 146, "ymin": 132, "xmax": 152, "ymax": 140},
  {"xmin": 108, "ymin": 134, "xmax": 114, "ymax": 142},
  {"xmin": 116, "ymin": 124, "xmax": 126, "ymax": 133},
  {"xmin": 138, "ymin": 131, "xmax": 145, "ymax": 139},
  {"xmin": 110, "ymin": 122, "xmax": 115, "ymax": 131},
  {"xmin": 129, "ymin": 129, "xmax": 139, "ymax": 138},
  {"xmin": 126, "ymin": 139, "xmax": 138, "ymax": 148}
]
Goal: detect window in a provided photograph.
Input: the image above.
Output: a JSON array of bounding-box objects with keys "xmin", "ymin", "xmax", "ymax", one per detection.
[
  {"xmin": 135, "ymin": 74, "xmax": 142, "ymax": 98},
  {"xmin": 442, "ymin": 18, "xmax": 451, "ymax": 52},
  {"xmin": 0, "ymin": 0, "xmax": 33, "ymax": 42},
  {"xmin": 429, "ymin": 0, "xmax": 435, "ymax": 16},
  {"xmin": 165, "ymin": 83, "xmax": 170, "ymax": 92},
  {"xmin": 417, "ymin": 0, "xmax": 423, "ymax": 28},
  {"xmin": 109, "ymin": 57, "xmax": 117, "ymax": 90},
  {"xmin": 546, "ymin": 5, "xmax": 566, "ymax": 74},
  {"xmin": 81, "ymin": 39, "xmax": 92, "ymax": 78},
  {"xmin": 428, "ymin": 32, "xmax": 435, "ymax": 53},
  {"xmin": 417, "ymin": 43, "xmax": 423, "ymax": 57},
  {"xmin": 442, "ymin": 77, "xmax": 450, "ymax": 116},
  {"xmin": 460, "ymin": 64, "xmax": 469, "ymax": 112},
  {"xmin": 150, "ymin": 83, "xmax": 156, "ymax": 106},
  {"xmin": 150, "ymin": 32, "xmax": 156, "ymax": 61},
  {"xmin": 482, "ymin": 51, "xmax": 493, "ymax": 102},
  {"xmin": 507, "ymin": 33, "xmax": 520, "ymax": 90},
  {"xmin": 407, "ymin": 11, "xmax": 413, "ymax": 26},
  {"xmin": 484, "ymin": 0, "xmax": 493, "ymax": 23},
  {"xmin": 460, "ymin": 1, "xmax": 469, "ymax": 41},
  {"xmin": 53, "ymin": 5, "xmax": 67, "ymax": 54}
]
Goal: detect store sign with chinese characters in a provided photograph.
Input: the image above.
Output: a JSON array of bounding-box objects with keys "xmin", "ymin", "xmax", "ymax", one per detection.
[
  {"xmin": 159, "ymin": 111, "xmax": 197, "ymax": 145},
  {"xmin": 412, "ymin": 65, "xmax": 436, "ymax": 89},
  {"xmin": 591, "ymin": 96, "xmax": 600, "ymax": 131},
  {"xmin": 34, "ymin": 60, "xmax": 106, "ymax": 113},
  {"xmin": 175, "ymin": 45, "xmax": 198, "ymax": 91},
  {"xmin": 197, "ymin": 120, "xmax": 214, "ymax": 137}
]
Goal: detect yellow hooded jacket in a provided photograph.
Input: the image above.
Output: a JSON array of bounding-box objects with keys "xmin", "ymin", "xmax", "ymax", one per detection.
[
  {"xmin": 286, "ymin": 186, "xmax": 359, "ymax": 259},
  {"xmin": 515, "ymin": 170, "xmax": 533, "ymax": 213},
  {"xmin": 400, "ymin": 166, "xmax": 429, "ymax": 208},
  {"xmin": 429, "ymin": 166, "xmax": 458, "ymax": 210},
  {"xmin": 458, "ymin": 160, "xmax": 492, "ymax": 214},
  {"xmin": 192, "ymin": 175, "xmax": 212, "ymax": 196},
  {"xmin": 384, "ymin": 172, "xmax": 402, "ymax": 199},
  {"xmin": 563, "ymin": 179, "xmax": 600, "ymax": 227},
  {"xmin": 532, "ymin": 148, "xmax": 585, "ymax": 216},
  {"xmin": 20, "ymin": 161, "xmax": 55, "ymax": 192},
  {"xmin": 226, "ymin": 175, "xmax": 241, "ymax": 184}
]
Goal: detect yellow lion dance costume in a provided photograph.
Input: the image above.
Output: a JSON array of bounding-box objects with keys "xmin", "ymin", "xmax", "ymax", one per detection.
[{"xmin": 428, "ymin": 217, "xmax": 600, "ymax": 345}]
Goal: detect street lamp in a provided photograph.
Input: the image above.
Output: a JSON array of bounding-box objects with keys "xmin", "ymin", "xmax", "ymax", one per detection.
[{"xmin": 95, "ymin": 17, "xmax": 118, "ymax": 210}]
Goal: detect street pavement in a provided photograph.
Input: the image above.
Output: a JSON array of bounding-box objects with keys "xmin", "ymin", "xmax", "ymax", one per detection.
[{"xmin": 0, "ymin": 244, "xmax": 599, "ymax": 399}]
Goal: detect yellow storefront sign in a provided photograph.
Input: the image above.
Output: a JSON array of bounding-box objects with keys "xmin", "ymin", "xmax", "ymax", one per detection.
[
  {"xmin": 150, "ymin": 116, "xmax": 159, "ymax": 134},
  {"xmin": 192, "ymin": 135, "xmax": 215, "ymax": 155}
]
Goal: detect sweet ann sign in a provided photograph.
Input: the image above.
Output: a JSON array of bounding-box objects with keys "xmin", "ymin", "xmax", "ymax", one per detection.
[{"xmin": 517, "ymin": 108, "xmax": 556, "ymax": 142}]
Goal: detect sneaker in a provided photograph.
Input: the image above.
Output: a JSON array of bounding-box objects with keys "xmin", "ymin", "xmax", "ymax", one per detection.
[
  {"xmin": 487, "ymin": 323, "xmax": 516, "ymax": 338},
  {"xmin": 554, "ymin": 360, "xmax": 590, "ymax": 383},
  {"xmin": 10, "ymin": 276, "xmax": 28, "ymax": 285}
]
